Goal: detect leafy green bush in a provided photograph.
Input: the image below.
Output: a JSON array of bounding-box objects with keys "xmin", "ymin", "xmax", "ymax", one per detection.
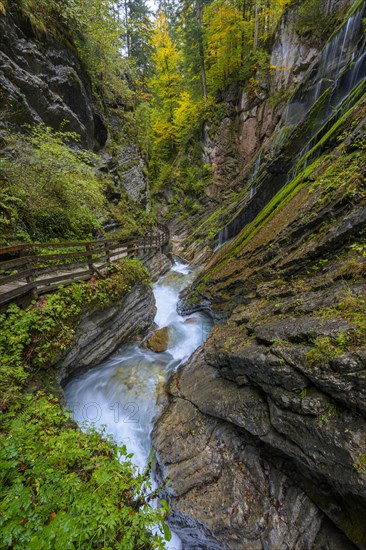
[
  {"xmin": 0, "ymin": 258, "xmax": 150, "ymax": 411},
  {"xmin": 294, "ymin": 0, "xmax": 337, "ymax": 41},
  {"xmin": 0, "ymin": 393, "xmax": 169, "ymax": 549},
  {"xmin": 0, "ymin": 124, "xmax": 105, "ymax": 242},
  {"xmin": 0, "ymin": 121, "xmax": 159, "ymax": 245}
]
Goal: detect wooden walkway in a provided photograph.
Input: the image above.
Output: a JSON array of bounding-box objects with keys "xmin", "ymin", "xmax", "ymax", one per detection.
[{"xmin": 0, "ymin": 228, "xmax": 169, "ymax": 308}]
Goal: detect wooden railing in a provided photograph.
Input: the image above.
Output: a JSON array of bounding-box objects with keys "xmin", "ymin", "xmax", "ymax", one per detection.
[{"xmin": 0, "ymin": 227, "xmax": 169, "ymax": 307}]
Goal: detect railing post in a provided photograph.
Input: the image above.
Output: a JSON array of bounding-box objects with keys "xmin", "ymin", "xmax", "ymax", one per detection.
[
  {"xmin": 86, "ymin": 243, "xmax": 93, "ymax": 272},
  {"xmin": 104, "ymin": 242, "xmax": 111, "ymax": 265},
  {"xmin": 26, "ymin": 258, "xmax": 38, "ymax": 301},
  {"xmin": 127, "ymin": 241, "xmax": 135, "ymax": 258}
]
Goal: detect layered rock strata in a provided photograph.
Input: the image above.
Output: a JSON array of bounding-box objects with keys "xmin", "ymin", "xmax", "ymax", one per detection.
[{"xmin": 54, "ymin": 283, "xmax": 156, "ymax": 385}]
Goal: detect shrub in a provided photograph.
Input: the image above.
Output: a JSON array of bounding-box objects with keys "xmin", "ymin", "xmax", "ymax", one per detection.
[
  {"xmin": 0, "ymin": 393, "xmax": 169, "ymax": 549},
  {"xmin": 0, "ymin": 258, "xmax": 150, "ymax": 411},
  {"xmin": 0, "ymin": 124, "xmax": 105, "ymax": 242}
]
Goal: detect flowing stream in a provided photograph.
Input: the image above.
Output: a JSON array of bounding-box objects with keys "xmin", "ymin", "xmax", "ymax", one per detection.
[{"xmin": 64, "ymin": 261, "xmax": 212, "ymax": 548}]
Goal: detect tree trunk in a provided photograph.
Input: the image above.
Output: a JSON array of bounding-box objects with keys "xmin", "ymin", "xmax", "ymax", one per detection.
[
  {"xmin": 124, "ymin": 0, "xmax": 131, "ymax": 57},
  {"xmin": 253, "ymin": 0, "xmax": 259, "ymax": 51},
  {"xmin": 195, "ymin": 0, "xmax": 208, "ymax": 101}
]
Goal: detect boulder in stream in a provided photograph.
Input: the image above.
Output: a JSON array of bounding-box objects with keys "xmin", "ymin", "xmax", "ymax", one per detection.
[{"xmin": 143, "ymin": 327, "xmax": 170, "ymax": 353}]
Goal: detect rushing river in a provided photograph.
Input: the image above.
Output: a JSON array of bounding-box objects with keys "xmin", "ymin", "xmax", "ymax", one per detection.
[{"xmin": 64, "ymin": 261, "xmax": 212, "ymax": 549}]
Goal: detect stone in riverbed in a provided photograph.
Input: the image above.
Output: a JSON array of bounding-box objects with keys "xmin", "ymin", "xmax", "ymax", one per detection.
[{"xmin": 143, "ymin": 327, "xmax": 170, "ymax": 353}]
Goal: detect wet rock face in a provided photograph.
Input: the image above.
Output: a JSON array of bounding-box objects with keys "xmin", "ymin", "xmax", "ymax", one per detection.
[
  {"xmin": 0, "ymin": 8, "xmax": 106, "ymax": 148},
  {"xmin": 53, "ymin": 284, "xmax": 156, "ymax": 385},
  {"xmin": 153, "ymin": 351, "xmax": 357, "ymax": 550},
  {"xmin": 187, "ymin": 0, "xmax": 358, "ymax": 262},
  {"xmin": 101, "ymin": 144, "xmax": 150, "ymax": 206},
  {"xmin": 167, "ymin": 238, "xmax": 366, "ymax": 544},
  {"xmin": 116, "ymin": 145, "xmax": 149, "ymax": 204},
  {"xmin": 155, "ymin": 268, "xmax": 366, "ymax": 544},
  {"xmin": 138, "ymin": 249, "xmax": 172, "ymax": 282}
]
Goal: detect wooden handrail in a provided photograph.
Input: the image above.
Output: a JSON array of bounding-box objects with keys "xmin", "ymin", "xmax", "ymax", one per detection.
[
  {"xmin": 0, "ymin": 237, "xmax": 131, "ymax": 257},
  {"xmin": 0, "ymin": 227, "xmax": 169, "ymax": 308}
]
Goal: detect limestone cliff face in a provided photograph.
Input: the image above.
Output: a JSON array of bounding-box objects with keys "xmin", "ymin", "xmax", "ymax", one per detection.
[
  {"xmin": 101, "ymin": 144, "xmax": 151, "ymax": 208},
  {"xmin": 214, "ymin": 0, "xmax": 365, "ymax": 245},
  {"xmin": 153, "ymin": 351, "xmax": 358, "ymax": 550},
  {"xmin": 0, "ymin": 4, "xmax": 150, "ymax": 211},
  {"xmin": 154, "ymin": 103, "xmax": 366, "ymax": 548},
  {"xmin": 0, "ymin": 6, "xmax": 107, "ymax": 149},
  {"xmin": 154, "ymin": 95, "xmax": 366, "ymax": 546},
  {"xmin": 174, "ymin": 0, "xmax": 363, "ymax": 263}
]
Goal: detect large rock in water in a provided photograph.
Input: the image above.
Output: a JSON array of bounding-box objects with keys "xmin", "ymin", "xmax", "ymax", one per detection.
[
  {"xmin": 0, "ymin": 7, "xmax": 107, "ymax": 149},
  {"xmin": 143, "ymin": 327, "xmax": 170, "ymax": 353},
  {"xmin": 53, "ymin": 283, "xmax": 156, "ymax": 385}
]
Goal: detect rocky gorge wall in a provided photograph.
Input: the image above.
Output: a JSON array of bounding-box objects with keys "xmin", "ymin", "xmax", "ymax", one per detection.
[
  {"xmin": 0, "ymin": 3, "xmax": 150, "ymax": 210},
  {"xmin": 215, "ymin": 0, "xmax": 366, "ymax": 245},
  {"xmin": 53, "ymin": 283, "xmax": 156, "ymax": 386},
  {"xmin": 51, "ymin": 247, "xmax": 173, "ymax": 386},
  {"xmin": 153, "ymin": 99, "xmax": 366, "ymax": 549},
  {"xmin": 152, "ymin": 1, "xmax": 366, "ymax": 548},
  {"xmin": 171, "ymin": 0, "xmax": 364, "ymax": 262},
  {"xmin": 0, "ymin": 6, "xmax": 107, "ymax": 149}
]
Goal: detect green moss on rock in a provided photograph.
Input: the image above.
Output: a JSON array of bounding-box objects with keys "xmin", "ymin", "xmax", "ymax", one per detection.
[{"xmin": 144, "ymin": 327, "xmax": 170, "ymax": 353}]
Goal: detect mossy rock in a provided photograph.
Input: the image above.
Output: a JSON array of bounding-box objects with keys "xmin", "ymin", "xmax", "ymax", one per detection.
[{"xmin": 143, "ymin": 327, "xmax": 170, "ymax": 353}]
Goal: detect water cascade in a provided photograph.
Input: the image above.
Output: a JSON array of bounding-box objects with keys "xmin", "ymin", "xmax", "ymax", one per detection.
[
  {"xmin": 214, "ymin": 3, "xmax": 366, "ymax": 248},
  {"xmin": 308, "ymin": 5, "xmax": 365, "ymax": 108},
  {"xmin": 64, "ymin": 262, "xmax": 213, "ymax": 548},
  {"xmin": 291, "ymin": 3, "xmax": 366, "ymax": 172}
]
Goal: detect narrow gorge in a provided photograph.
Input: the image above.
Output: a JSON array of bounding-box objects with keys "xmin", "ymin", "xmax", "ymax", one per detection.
[
  {"xmin": 0, "ymin": 0, "xmax": 365, "ymax": 548},
  {"xmin": 151, "ymin": 1, "xmax": 366, "ymax": 547}
]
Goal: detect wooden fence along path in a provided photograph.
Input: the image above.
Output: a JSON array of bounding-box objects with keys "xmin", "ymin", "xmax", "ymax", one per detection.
[{"xmin": 0, "ymin": 227, "xmax": 169, "ymax": 308}]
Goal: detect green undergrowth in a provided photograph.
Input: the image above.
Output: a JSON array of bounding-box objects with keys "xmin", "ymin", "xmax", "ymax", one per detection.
[
  {"xmin": 0, "ymin": 258, "xmax": 171, "ymax": 548},
  {"xmin": 0, "ymin": 125, "xmax": 105, "ymax": 243},
  {"xmin": 0, "ymin": 394, "xmax": 169, "ymax": 549},
  {"xmin": 0, "ymin": 258, "xmax": 150, "ymax": 411},
  {"xmin": 334, "ymin": 240, "xmax": 366, "ymax": 280},
  {"xmin": 306, "ymin": 334, "xmax": 351, "ymax": 367},
  {"xmin": 0, "ymin": 123, "xmax": 153, "ymax": 245},
  {"xmin": 151, "ymin": 146, "xmax": 213, "ymax": 220},
  {"xmin": 293, "ymin": 0, "xmax": 341, "ymax": 42},
  {"xmin": 185, "ymin": 183, "xmax": 254, "ymax": 248},
  {"xmin": 268, "ymin": 86, "xmax": 296, "ymax": 110},
  {"xmin": 313, "ymin": 288, "xmax": 366, "ymax": 358}
]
